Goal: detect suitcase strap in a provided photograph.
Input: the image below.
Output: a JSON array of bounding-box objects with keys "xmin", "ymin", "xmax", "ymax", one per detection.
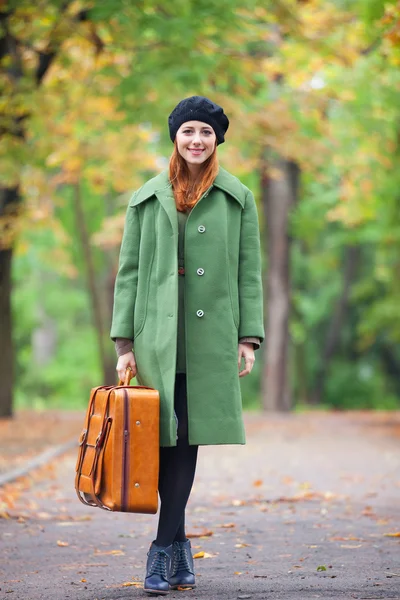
[{"xmin": 75, "ymin": 387, "xmax": 114, "ymax": 510}]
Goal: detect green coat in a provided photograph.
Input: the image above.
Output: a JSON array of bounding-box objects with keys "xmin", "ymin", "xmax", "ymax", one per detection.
[{"xmin": 110, "ymin": 167, "xmax": 265, "ymax": 446}]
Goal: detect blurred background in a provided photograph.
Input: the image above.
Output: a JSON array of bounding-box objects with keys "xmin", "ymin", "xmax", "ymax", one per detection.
[{"xmin": 1, "ymin": 0, "xmax": 400, "ymax": 418}]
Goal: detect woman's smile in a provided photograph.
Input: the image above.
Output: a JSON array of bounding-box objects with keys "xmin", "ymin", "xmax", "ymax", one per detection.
[{"xmin": 188, "ymin": 148, "xmax": 205, "ymax": 156}]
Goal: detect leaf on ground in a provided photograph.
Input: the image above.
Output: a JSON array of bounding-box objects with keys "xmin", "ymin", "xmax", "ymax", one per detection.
[
  {"xmin": 316, "ymin": 565, "xmax": 327, "ymax": 571},
  {"xmin": 0, "ymin": 510, "xmax": 11, "ymax": 519},
  {"xmin": 384, "ymin": 532, "xmax": 400, "ymax": 537},
  {"xmin": 234, "ymin": 571, "xmax": 243, "ymax": 575},
  {"xmin": 57, "ymin": 540, "xmax": 69, "ymax": 547},
  {"xmin": 121, "ymin": 581, "xmax": 143, "ymax": 587},
  {"xmin": 340, "ymin": 544, "xmax": 362, "ymax": 548},
  {"xmin": 187, "ymin": 530, "xmax": 213, "ymax": 538},
  {"xmin": 193, "ymin": 551, "xmax": 215, "ymax": 559},
  {"xmin": 177, "ymin": 585, "xmax": 194, "ymax": 590},
  {"xmin": 362, "ymin": 506, "xmax": 376, "ymax": 516},
  {"xmin": 253, "ymin": 479, "xmax": 263, "ymax": 487},
  {"xmin": 217, "ymin": 523, "xmax": 236, "ymax": 528},
  {"xmin": 235, "ymin": 543, "xmax": 251, "ymax": 548}
]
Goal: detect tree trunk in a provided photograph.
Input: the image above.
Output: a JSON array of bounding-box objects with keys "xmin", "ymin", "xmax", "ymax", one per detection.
[
  {"xmin": 261, "ymin": 154, "xmax": 300, "ymax": 411},
  {"xmin": 0, "ymin": 247, "xmax": 13, "ymax": 417},
  {"xmin": 72, "ymin": 181, "xmax": 111, "ymax": 383},
  {"xmin": 310, "ymin": 245, "xmax": 360, "ymax": 405}
]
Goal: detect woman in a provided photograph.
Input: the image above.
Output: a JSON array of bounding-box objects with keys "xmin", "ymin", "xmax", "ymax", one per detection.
[{"xmin": 110, "ymin": 96, "xmax": 264, "ymax": 595}]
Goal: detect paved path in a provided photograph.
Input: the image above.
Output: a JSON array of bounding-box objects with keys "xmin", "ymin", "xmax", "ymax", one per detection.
[{"xmin": 1, "ymin": 411, "xmax": 400, "ymax": 600}]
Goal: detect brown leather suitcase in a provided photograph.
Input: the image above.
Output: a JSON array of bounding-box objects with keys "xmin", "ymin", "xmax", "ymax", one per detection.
[{"xmin": 75, "ymin": 369, "xmax": 159, "ymax": 514}]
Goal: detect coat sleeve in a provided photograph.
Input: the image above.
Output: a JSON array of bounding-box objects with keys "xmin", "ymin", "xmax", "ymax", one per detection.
[
  {"xmin": 238, "ymin": 189, "xmax": 265, "ymax": 343},
  {"xmin": 110, "ymin": 196, "xmax": 140, "ymax": 341},
  {"xmin": 239, "ymin": 336, "xmax": 261, "ymax": 350}
]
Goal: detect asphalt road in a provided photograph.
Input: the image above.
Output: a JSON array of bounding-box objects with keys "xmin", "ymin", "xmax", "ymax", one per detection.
[{"xmin": 1, "ymin": 411, "xmax": 400, "ymax": 600}]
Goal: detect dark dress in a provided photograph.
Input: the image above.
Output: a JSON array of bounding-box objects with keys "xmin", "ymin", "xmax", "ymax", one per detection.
[{"xmin": 175, "ymin": 208, "xmax": 190, "ymax": 444}]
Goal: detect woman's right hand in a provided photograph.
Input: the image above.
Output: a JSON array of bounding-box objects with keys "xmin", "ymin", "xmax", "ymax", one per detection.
[{"xmin": 116, "ymin": 351, "xmax": 137, "ymax": 383}]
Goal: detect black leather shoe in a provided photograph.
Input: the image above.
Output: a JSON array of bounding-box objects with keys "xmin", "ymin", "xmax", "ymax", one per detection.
[
  {"xmin": 144, "ymin": 542, "xmax": 174, "ymax": 595},
  {"xmin": 169, "ymin": 539, "xmax": 196, "ymax": 589}
]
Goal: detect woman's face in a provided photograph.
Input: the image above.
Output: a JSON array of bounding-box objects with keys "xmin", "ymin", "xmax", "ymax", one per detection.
[{"xmin": 175, "ymin": 121, "xmax": 217, "ymax": 170}]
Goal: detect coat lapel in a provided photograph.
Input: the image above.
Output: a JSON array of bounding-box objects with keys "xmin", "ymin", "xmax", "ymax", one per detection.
[{"xmin": 130, "ymin": 171, "xmax": 178, "ymax": 237}]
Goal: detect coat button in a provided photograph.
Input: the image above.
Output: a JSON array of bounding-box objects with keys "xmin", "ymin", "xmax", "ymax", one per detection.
[
  {"xmin": 198, "ymin": 225, "xmax": 206, "ymax": 233},
  {"xmin": 196, "ymin": 267, "xmax": 204, "ymax": 276},
  {"xmin": 196, "ymin": 309, "xmax": 204, "ymax": 317}
]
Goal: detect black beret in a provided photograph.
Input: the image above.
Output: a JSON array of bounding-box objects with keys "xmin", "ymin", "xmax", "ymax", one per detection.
[{"xmin": 168, "ymin": 96, "xmax": 229, "ymax": 145}]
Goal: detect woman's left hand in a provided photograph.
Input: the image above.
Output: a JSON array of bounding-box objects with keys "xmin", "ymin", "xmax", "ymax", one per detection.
[{"xmin": 238, "ymin": 342, "xmax": 255, "ymax": 378}]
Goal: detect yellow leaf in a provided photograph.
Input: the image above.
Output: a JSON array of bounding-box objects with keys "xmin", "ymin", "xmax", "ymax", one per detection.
[
  {"xmin": 57, "ymin": 540, "xmax": 69, "ymax": 547},
  {"xmin": 384, "ymin": 532, "xmax": 400, "ymax": 537},
  {"xmin": 234, "ymin": 571, "xmax": 243, "ymax": 575},
  {"xmin": 193, "ymin": 551, "xmax": 205, "ymax": 559},
  {"xmin": 121, "ymin": 581, "xmax": 143, "ymax": 587}
]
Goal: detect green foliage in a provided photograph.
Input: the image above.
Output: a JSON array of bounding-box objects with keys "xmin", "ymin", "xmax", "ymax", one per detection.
[{"xmin": 5, "ymin": 0, "xmax": 400, "ymax": 413}]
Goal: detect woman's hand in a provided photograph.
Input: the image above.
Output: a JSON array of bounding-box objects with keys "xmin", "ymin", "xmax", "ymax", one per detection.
[
  {"xmin": 238, "ymin": 342, "xmax": 255, "ymax": 378},
  {"xmin": 116, "ymin": 351, "xmax": 137, "ymax": 383}
]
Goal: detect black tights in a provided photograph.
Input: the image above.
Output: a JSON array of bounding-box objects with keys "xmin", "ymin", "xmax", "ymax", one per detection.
[{"xmin": 155, "ymin": 374, "xmax": 199, "ymax": 547}]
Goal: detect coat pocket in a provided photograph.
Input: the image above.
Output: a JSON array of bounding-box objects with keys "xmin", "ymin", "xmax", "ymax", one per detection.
[{"xmin": 227, "ymin": 269, "xmax": 239, "ymax": 329}]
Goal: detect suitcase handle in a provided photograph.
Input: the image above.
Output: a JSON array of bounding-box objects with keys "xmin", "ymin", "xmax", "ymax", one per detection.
[
  {"xmin": 117, "ymin": 367, "xmax": 156, "ymax": 392},
  {"xmin": 118, "ymin": 366, "xmax": 133, "ymax": 386}
]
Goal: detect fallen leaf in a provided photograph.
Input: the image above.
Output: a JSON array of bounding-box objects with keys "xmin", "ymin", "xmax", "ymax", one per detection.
[
  {"xmin": 177, "ymin": 585, "xmax": 194, "ymax": 590},
  {"xmin": 384, "ymin": 532, "xmax": 400, "ymax": 537},
  {"xmin": 187, "ymin": 530, "xmax": 213, "ymax": 538},
  {"xmin": 234, "ymin": 571, "xmax": 243, "ymax": 575},
  {"xmin": 121, "ymin": 581, "xmax": 143, "ymax": 587},
  {"xmin": 235, "ymin": 543, "xmax": 251, "ymax": 548},
  {"xmin": 340, "ymin": 544, "xmax": 362, "ymax": 549},
  {"xmin": 217, "ymin": 523, "xmax": 235, "ymax": 528},
  {"xmin": 57, "ymin": 540, "xmax": 69, "ymax": 547},
  {"xmin": 317, "ymin": 565, "xmax": 327, "ymax": 571},
  {"xmin": 253, "ymin": 479, "xmax": 263, "ymax": 487},
  {"xmin": 80, "ymin": 579, "xmax": 86, "ymax": 582},
  {"xmin": 193, "ymin": 551, "xmax": 215, "ymax": 559}
]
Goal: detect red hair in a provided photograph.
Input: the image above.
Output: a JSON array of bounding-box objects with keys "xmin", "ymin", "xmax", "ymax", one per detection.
[{"xmin": 169, "ymin": 142, "xmax": 219, "ymax": 212}]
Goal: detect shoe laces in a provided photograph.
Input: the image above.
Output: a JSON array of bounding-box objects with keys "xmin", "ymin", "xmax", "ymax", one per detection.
[
  {"xmin": 148, "ymin": 550, "xmax": 168, "ymax": 578},
  {"xmin": 172, "ymin": 544, "xmax": 193, "ymax": 575}
]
